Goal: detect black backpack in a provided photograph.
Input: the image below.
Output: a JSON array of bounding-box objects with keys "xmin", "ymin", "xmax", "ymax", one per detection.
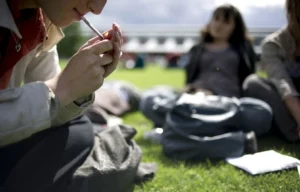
[{"xmin": 161, "ymin": 94, "xmax": 272, "ymax": 161}]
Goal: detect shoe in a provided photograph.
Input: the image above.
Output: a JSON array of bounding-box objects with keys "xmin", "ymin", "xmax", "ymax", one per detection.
[
  {"xmin": 144, "ymin": 128, "xmax": 163, "ymax": 144},
  {"xmin": 244, "ymin": 131, "xmax": 258, "ymax": 154}
]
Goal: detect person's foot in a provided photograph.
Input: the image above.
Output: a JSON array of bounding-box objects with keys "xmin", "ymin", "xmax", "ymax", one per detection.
[
  {"xmin": 144, "ymin": 128, "xmax": 163, "ymax": 144},
  {"xmin": 244, "ymin": 131, "xmax": 258, "ymax": 154}
]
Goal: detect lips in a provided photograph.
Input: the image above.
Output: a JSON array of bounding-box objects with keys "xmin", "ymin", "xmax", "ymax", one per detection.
[{"xmin": 74, "ymin": 8, "xmax": 83, "ymax": 20}]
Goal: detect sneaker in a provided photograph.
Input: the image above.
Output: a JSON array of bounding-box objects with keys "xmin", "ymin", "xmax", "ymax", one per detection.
[{"xmin": 244, "ymin": 131, "xmax": 258, "ymax": 154}]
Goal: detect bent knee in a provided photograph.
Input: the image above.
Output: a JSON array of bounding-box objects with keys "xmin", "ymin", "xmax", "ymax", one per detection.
[
  {"xmin": 67, "ymin": 115, "xmax": 94, "ymax": 154},
  {"xmin": 243, "ymin": 74, "xmax": 262, "ymax": 91}
]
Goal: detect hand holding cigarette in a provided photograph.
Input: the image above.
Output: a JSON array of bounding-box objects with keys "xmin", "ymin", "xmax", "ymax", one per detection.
[{"xmin": 75, "ymin": 7, "xmax": 123, "ymax": 77}]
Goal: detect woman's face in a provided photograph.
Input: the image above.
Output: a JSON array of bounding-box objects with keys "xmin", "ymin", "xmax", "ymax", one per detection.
[
  {"xmin": 209, "ymin": 13, "xmax": 235, "ymax": 41},
  {"xmin": 37, "ymin": 0, "xmax": 107, "ymax": 27}
]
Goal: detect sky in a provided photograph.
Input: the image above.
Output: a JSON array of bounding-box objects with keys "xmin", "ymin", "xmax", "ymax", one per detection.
[{"xmin": 84, "ymin": 0, "xmax": 287, "ymax": 30}]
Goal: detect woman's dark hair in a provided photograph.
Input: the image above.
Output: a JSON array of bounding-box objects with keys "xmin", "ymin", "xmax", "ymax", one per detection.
[
  {"xmin": 200, "ymin": 4, "xmax": 249, "ymax": 46},
  {"xmin": 286, "ymin": 0, "xmax": 300, "ymax": 30}
]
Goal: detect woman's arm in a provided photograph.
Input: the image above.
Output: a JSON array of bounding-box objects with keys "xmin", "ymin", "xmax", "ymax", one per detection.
[
  {"xmin": 25, "ymin": 46, "xmax": 94, "ymax": 126},
  {"xmin": 262, "ymin": 41, "xmax": 300, "ymax": 132},
  {"xmin": 0, "ymin": 82, "xmax": 59, "ymax": 147}
]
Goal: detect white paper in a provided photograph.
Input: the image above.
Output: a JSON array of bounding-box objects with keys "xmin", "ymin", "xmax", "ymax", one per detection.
[{"xmin": 226, "ymin": 150, "xmax": 300, "ymax": 175}]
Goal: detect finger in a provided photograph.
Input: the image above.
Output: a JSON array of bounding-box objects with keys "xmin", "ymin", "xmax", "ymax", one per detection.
[
  {"xmin": 113, "ymin": 23, "xmax": 123, "ymax": 44},
  {"xmin": 97, "ymin": 53, "xmax": 113, "ymax": 66},
  {"xmin": 118, "ymin": 32, "xmax": 123, "ymax": 45},
  {"xmin": 79, "ymin": 36, "xmax": 102, "ymax": 50},
  {"xmin": 104, "ymin": 42, "xmax": 120, "ymax": 77},
  {"xmin": 93, "ymin": 65, "xmax": 105, "ymax": 77},
  {"xmin": 112, "ymin": 26, "xmax": 121, "ymax": 45},
  {"xmin": 111, "ymin": 28, "xmax": 116, "ymax": 43},
  {"xmin": 113, "ymin": 23, "xmax": 122, "ymax": 38},
  {"xmin": 83, "ymin": 53, "xmax": 100, "ymax": 65},
  {"xmin": 86, "ymin": 40, "xmax": 113, "ymax": 55},
  {"xmin": 88, "ymin": 36, "xmax": 102, "ymax": 45},
  {"xmin": 115, "ymin": 31, "xmax": 122, "ymax": 45}
]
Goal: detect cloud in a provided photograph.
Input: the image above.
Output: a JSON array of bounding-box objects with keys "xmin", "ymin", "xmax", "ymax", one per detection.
[
  {"xmin": 83, "ymin": 0, "xmax": 286, "ymax": 30},
  {"xmin": 216, "ymin": 0, "xmax": 284, "ymax": 11}
]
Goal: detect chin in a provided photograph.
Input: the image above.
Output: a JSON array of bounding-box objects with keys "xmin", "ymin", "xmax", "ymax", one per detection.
[{"xmin": 52, "ymin": 19, "xmax": 74, "ymax": 28}]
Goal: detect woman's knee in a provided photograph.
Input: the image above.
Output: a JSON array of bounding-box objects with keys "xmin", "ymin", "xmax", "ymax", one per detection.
[
  {"xmin": 51, "ymin": 116, "xmax": 94, "ymax": 182},
  {"xmin": 243, "ymin": 74, "xmax": 263, "ymax": 93},
  {"xmin": 66, "ymin": 115, "xmax": 94, "ymax": 155}
]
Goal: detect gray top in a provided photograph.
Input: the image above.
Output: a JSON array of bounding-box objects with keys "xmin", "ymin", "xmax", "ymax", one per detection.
[
  {"xmin": 193, "ymin": 47, "xmax": 240, "ymax": 98},
  {"xmin": 261, "ymin": 27, "xmax": 299, "ymax": 99}
]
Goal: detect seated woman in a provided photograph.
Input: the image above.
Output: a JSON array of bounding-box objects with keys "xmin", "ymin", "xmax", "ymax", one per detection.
[
  {"xmin": 243, "ymin": 0, "xmax": 300, "ymax": 142},
  {"xmin": 141, "ymin": 4, "xmax": 257, "ymax": 128},
  {"xmin": 140, "ymin": 5, "xmax": 272, "ymax": 156},
  {"xmin": 0, "ymin": 0, "xmax": 122, "ymax": 191},
  {"xmin": 185, "ymin": 4, "xmax": 257, "ymax": 98}
]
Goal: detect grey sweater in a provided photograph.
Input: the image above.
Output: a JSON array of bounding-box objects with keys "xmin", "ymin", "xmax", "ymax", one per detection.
[{"xmin": 261, "ymin": 26, "xmax": 300, "ymax": 99}]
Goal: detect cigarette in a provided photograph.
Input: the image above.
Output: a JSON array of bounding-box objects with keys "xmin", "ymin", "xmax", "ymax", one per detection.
[{"xmin": 81, "ymin": 16, "xmax": 104, "ymax": 40}]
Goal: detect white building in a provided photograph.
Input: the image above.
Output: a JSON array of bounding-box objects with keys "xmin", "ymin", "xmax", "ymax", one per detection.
[{"xmin": 84, "ymin": 24, "xmax": 278, "ymax": 55}]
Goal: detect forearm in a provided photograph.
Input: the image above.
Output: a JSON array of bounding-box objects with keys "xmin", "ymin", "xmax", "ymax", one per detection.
[{"xmin": 45, "ymin": 77, "xmax": 94, "ymax": 127}]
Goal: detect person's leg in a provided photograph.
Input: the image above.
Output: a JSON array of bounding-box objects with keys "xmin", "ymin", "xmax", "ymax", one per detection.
[
  {"xmin": 243, "ymin": 74, "xmax": 298, "ymax": 141},
  {"xmin": 239, "ymin": 97, "xmax": 273, "ymax": 137},
  {"xmin": 139, "ymin": 86, "xmax": 179, "ymax": 127},
  {"xmin": 0, "ymin": 115, "xmax": 94, "ymax": 192},
  {"xmin": 140, "ymin": 86, "xmax": 179, "ymax": 143}
]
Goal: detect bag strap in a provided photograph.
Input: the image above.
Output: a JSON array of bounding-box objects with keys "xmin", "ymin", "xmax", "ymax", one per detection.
[{"xmin": 165, "ymin": 97, "xmax": 240, "ymax": 141}]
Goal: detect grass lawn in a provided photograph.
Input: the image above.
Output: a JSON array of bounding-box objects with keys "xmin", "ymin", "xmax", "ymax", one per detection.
[{"xmin": 60, "ymin": 60, "xmax": 300, "ymax": 192}]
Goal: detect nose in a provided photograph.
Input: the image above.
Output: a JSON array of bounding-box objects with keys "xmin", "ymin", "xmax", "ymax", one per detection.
[
  {"xmin": 88, "ymin": 0, "xmax": 107, "ymax": 15},
  {"xmin": 214, "ymin": 20, "xmax": 223, "ymax": 27}
]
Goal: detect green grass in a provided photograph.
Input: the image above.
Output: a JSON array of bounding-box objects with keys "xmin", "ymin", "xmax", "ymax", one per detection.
[{"xmin": 60, "ymin": 60, "xmax": 300, "ymax": 192}]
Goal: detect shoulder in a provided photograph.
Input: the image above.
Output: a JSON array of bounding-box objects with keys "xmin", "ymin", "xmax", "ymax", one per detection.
[
  {"xmin": 260, "ymin": 28, "xmax": 290, "ymax": 57},
  {"xmin": 262, "ymin": 30, "xmax": 282, "ymax": 45},
  {"xmin": 261, "ymin": 27, "xmax": 292, "ymax": 50},
  {"xmin": 187, "ymin": 43, "xmax": 204, "ymax": 56}
]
